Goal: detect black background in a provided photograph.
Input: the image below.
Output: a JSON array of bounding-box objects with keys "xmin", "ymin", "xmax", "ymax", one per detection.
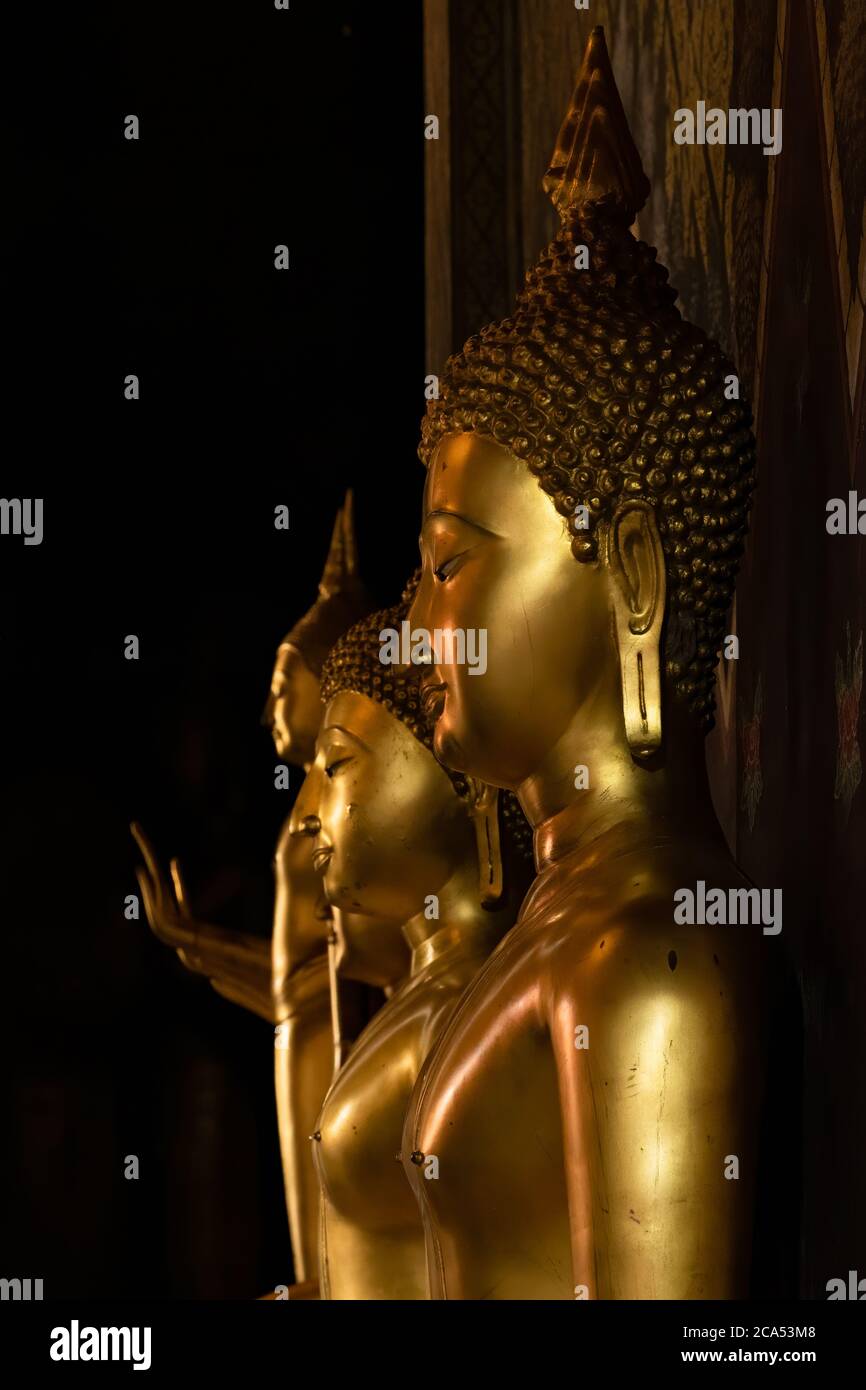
[{"xmin": 2, "ymin": 0, "xmax": 423, "ymax": 1296}]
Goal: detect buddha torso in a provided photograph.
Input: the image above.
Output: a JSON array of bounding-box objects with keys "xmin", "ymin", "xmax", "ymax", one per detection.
[
  {"xmin": 404, "ymin": 823, "xmax": 769, "ymax": 1300},
  {"xmin": 314, "ymin": 920, "xmax": 501, "ymax": 1300}
]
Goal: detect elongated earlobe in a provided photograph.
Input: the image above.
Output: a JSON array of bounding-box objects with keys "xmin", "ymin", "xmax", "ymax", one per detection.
[
  {"xmin": 608, "ymin": 503, "xmax": 666, "ymax": 758},
  {"xmin": 464, "ymin": 781, "xmax": 504, "ymax": 907}
]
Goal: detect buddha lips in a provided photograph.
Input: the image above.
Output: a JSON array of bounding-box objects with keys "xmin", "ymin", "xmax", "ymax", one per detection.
[{"xmin": 378, "ymin": 621, "xmax": 488, "ymax": 676}]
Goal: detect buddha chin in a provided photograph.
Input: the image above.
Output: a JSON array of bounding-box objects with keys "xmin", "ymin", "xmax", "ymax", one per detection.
[
  {"xmin": 426, "ymin": 681, "xmax": 470, "ymax": 781},
  {"xmin": 428, "ymin": 670, "xmax": 514, "ymax": 790}
]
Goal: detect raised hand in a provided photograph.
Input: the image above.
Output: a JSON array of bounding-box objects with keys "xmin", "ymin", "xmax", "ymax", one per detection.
[{"xmin": 131, "ymin": 821, "xmax": 195, "ymax": 954}]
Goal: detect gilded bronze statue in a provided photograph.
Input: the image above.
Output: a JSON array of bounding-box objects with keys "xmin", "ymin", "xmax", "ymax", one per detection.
[
  {"xmin": 294, "ymin": 584, "xmax": 533, "ymax": 1298},
  {"xmin": 402, "ymin": 28, "xmax": 769, "ymax": 1300},
  {"xmin": 132, "ymin": 493, "xmax": 373, "ymax": 1292}
]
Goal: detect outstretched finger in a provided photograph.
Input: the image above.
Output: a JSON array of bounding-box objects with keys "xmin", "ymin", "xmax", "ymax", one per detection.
[
  {"xmin": 170, "ymin": 858, "xmax": 192, "ymax": 918},
  {"xmin": 131, "ymin": 821, "xmax": 160, "ymax": 882},
  {"xmin": 130, "ymin": 821, "xmax": 173, "ymax": 909},
  {"xmin": 135, "ymin": 865, "xmax": 158, "ymax": 930}
]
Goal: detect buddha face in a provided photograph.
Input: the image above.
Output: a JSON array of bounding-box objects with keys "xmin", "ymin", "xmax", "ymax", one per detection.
[
  {"xmin": 262, "ymin": 643, "xmax": 322, "ymax": 767},
  {"xmin": 308, "ymin": 690, "xmax": 471, "ymax": 926},
  {"xmin": 411, "ymin": 431, "xmax": 618, "ymax": 790},
  {"xmin": 269, "ymin": 788, "xmax": 334, "ymax": 993}
]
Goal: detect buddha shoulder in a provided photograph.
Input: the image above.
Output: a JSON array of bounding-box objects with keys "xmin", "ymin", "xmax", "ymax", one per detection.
[{"xmin": 530, "ymin": 860, "xmax": 767, "ymax": 1014}]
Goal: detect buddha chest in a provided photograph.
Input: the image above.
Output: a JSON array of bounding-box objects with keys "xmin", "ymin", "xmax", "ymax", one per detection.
[
  {"xmin": 403, "ymin": 925, "xmax": 573, "ymax": 1300},
  {"xmin": 404, "ymin": 872, "xmax": 768, "ymax": 1300},
  {"xmin": 314, "ymin": 943, "xmax": 496, "ymax": 1299}
]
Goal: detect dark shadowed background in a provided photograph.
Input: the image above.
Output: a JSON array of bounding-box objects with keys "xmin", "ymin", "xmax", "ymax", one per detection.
[
  {"xmin": 2, "ymin": 0, "xmax": 423, "ymax": 1297},
  {"xmin": 4, "ymin": 0, "xmax": 865, "ymax": 1306}
]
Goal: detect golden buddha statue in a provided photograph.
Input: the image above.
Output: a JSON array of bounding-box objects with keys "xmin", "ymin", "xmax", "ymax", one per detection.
[
  {"xmin": 402, "ymin": 28, "xmax": 770, "ymax": 1299},
  {"xmin": 132, "ymin": 493, "xmax": 374, "ymax": 1292},
  {"xmin": 293, "ymin": 584, "xmax": 533, "ymax": 1299}
]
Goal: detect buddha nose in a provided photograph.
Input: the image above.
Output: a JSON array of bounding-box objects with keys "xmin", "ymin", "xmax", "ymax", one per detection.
[
  {"xmin": 300, "ymin": 814, "xmax": 321, "ymax": 837},
  {"xmin": 407, "ymin": 573, "xmax": 427, "ymax": 633}
]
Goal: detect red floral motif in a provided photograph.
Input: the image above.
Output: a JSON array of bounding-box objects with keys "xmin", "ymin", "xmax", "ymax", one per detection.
[{"xmin": 742, "ymin": 718, "xmax": 761, "ymax": 774}]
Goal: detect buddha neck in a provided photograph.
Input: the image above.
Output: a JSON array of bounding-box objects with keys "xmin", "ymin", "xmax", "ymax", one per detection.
[
  {"xmin": 408, "ymin": 918, "xmax": 501, "ymax": 976},
  {"xmin": 401, "ymin": 859, "xmax": 507, "ymax": 977},
  {"xmin": 519, "ymin": 700, "xmax": 726, "ymax": 872}
]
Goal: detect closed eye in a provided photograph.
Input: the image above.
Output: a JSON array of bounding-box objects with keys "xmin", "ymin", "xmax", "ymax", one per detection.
[
  {"xmin": 434, "ymin": 551, "xmax": 467, "ymax": 582},
  {"xmin": 324, "ymin": 756, "xmax": 352, "ymax": 779}
]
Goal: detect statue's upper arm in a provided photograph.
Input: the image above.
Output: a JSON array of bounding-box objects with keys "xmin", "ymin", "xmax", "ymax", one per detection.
[{"xmin": 550, "ymin": 935, "xmax": 761, "ymax": 1299}]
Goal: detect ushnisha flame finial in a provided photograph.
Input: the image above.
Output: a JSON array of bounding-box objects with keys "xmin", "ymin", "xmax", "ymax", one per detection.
[
  {"xmin": 319, "ymin": 489, "xmax": 359, "ymax": 598},
  {"xmin": 280, "ymin": 489, "xmax": 373, "ymax": 678},
  {"xmin": 542, "ymin": 25, "xmax": 650, "ymax": 226}
]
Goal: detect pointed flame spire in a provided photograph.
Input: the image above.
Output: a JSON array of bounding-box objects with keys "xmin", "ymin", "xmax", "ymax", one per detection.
[
  {"xmin": 542, "ymin": 26, "xmax": 650, "ymax": 226},
  {"xmin": 319, "ymin": 489, "xmax": 359, "ymax": 598},
  {"xmin": 280, "ymin": 489, "xmax": 373, "ymax": 678}
]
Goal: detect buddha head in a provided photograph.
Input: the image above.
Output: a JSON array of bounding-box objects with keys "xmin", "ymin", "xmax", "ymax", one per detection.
[
  {"xmin": 263, "ymin": 491, "xmax": 373, "ymax": 768},
  {"xmin": 410, "ymin": 28, "xmax": 756, "ymax": 795},
  {"xmin": 300, "ymin": 578, "xmax": 533, "ymax": 983},
  {"xmin": 264, "ymin": 490, "xmax": 374, "ymax": 986}
]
